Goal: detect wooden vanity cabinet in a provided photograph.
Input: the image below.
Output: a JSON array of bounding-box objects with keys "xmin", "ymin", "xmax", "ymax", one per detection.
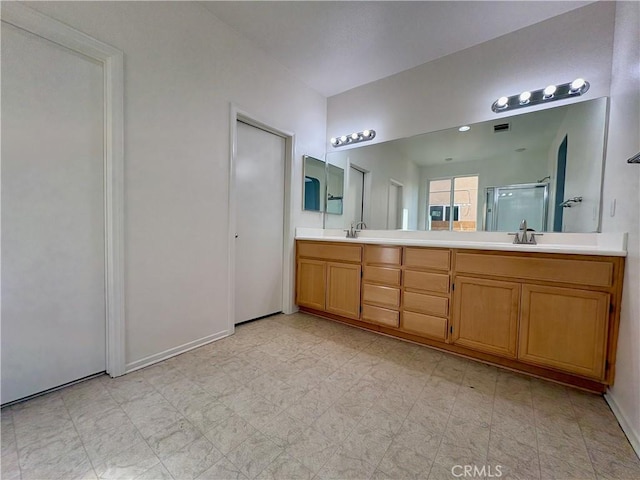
[
  {"xmin": 519, "ymin": 284, "xmax": 610, "ymax": 379},
  {"xmin": 295, "ymin": 241, "xmax": 362, "ymax": 320},
  {"xmin": 451, "ymin": 276, "xmax": 520, "ymax": 358},
  {"xmin": 453, "ymin": 251, "xmax": 623, "ymax": 382},
  {"xmin": 361, "ymin": 245, "xmax": 402, "ymax": 327},
  {"xmin": 296, "ymin": 258, "xmax": 326, "ymax": 311},
  {"xmin": 400, "ymin": 247, "xmax": 452, "ymax": 342},
  {"xmin": 326, "ymin": 262, "xmax": 362, "ymax": 319},
  {"xmin": 296, "ymin": 240, "xmax": 624, "ymax": 391}
]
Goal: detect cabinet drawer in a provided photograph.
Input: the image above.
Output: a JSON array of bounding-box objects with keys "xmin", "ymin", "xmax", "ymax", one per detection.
[
  {"xmin": 403, "ymin": 291, "xmax": 449, "ymax": 317},
  {"xmin": 362, "ymin": 304, "xmax": 399, "ymax": 328},
  {"xmin": 364, "ymin": 245, "xmax": 402, "ymax": 266},
  {"xmin": 455, "ymin": 252, "xmax": 613, "ymax": 287},
  {"xmin": 362, "ymin": 284, "xmax": 400, "ymax": 309},
  {"xmin": 404, "ymin": 270, "xmax": 449, "ymax": 294},
  {"xmin": 402, "ymin": 311, "xmax": 447, "ymax": 341},
  {"xmin": 363, "ymin": 266, "xmax": 401, "ymax": 286},
  {"xmin": 297, "ymin": 242, "xmax": 362, "ymax": 263},
  {"xmin": 404, "ymin": 247, "xmax": 450, "ymax": 271}
]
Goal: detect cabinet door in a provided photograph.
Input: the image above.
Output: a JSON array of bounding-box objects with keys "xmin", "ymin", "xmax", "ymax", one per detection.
[
  {"xmin": 326, "ymin": 262, "xmax": 361, "ymax": 319},
  {"xmin": 296, "ymin": 259, "xmax": 326, "ymax": 311},
  {"xmin": 452, "ymin": 276, "xmax": 520, "ymax": 358},
  {"xmin": 519, "ymin": 285, "xmax": 609, "ymax": 379}
]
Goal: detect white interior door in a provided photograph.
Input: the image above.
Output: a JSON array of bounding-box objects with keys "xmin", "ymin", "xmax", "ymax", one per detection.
[
  {"xmin": 1, "ymin": 23, "xmax": 106, "ymax": 404},
  {"xmin": 235, "ymin": 121, "xmax": 285, "ymax": 324}
]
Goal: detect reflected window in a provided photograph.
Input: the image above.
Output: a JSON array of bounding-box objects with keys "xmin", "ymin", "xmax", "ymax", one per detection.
[{"xmin": 428, "ymin": 176, "xmax": 478, "ymax": 231}]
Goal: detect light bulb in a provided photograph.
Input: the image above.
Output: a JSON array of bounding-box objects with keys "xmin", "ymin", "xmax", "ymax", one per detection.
[
  {"xmin": 351, "ymin": 133, "xmax": 359, "ymax": 140},
  {"xmin": 458, "ymin": 125, "xmax": 470, "ymax": 132},
  {"xmin": 570, "ymin": 78, "xmax": 585, "ymax": 92},
  {"xmin": 519, "ymin": 91, "xmax": 531, "ymax": 104},
  {"xmin": 340, "ymin": 135, "xmax": 347, "ymax": 142},
  {"xmin": 330, "ymin": 137, "xmax": 337, "ymax": 145},
  {"xmin": 496, "ymin": 96, "xmax": 509, "ymax": 108},
  {"xmin": 543, "ymin": 85, "xmax": 556, "ymax": 98},
  {"xmin": 362, "ymin": 130, "xmax": 370, "ymax": 137}
]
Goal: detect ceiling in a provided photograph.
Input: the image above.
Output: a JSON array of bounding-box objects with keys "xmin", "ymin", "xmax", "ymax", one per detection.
[{"xmin": 201, "ymin": 1, "xmax": 593, "ymax": 97}]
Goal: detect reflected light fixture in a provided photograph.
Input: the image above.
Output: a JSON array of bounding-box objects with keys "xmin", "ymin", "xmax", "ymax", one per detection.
[
  {"xmin": 458, "ymin": 125, "xmax": 471, "ymax": 132},
  {"xmin": 492, "ymin": 78, "xmax": 590, "ymax": 113},
  {"xmin": 331, "ymin": 129, "xmax": 376, "ymax": 147}
]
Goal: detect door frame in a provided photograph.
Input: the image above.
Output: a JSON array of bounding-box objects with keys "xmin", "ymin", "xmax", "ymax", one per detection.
[
  {"xmin": 2, "ymin": 4, "xmax": 126, "ymax": 376},
  {"xmin": 228, "ymin": 104, "xmax": 295, "ymax": 334}
]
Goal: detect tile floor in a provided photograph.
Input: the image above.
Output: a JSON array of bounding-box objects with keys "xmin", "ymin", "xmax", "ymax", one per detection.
[{"xmin": 2, "ymin": 313, "xmax": 639, "ymax": 480}]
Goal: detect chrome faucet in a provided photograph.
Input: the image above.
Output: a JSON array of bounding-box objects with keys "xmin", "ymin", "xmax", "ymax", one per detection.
[
  {"xmin": 344, "ymin": 221, "xmax": 367, "ymax": 239},
  {"xmin": 509, "ymin": 219, "xmax": 541, "ymax": 245}
]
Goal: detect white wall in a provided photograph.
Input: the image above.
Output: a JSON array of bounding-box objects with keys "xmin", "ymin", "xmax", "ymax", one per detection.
[
  {"xmin": 325, "ymin": 142, "xmax": 421, "ymax": 230},
  {"xmin": 23, "ymin": 1, "xmax": 327, "ymax": 369},
  {"xmin": 601, "ymin": 1, "xmax": 640, "ymax": 455},
  {"xmin": 419, "ymin": 148, "xmax": 550, "ymax": 230},
  {"xmin": 327, "ymin": 2, "xmax": 615, "ymax": 147}
]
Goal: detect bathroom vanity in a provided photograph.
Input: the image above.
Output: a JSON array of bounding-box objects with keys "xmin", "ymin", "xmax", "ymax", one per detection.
[{"xmin": 295, "ymin": 229, "xmax": 627, "ymax": 392}]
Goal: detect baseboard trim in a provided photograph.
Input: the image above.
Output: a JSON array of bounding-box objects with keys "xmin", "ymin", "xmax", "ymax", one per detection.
[
  {"xmin": 605, "ymin": 391, "xmax": 640, "ymax": 459},
  {"xmin": 125, "ymin": 330, "xmax": 230, "ymax": 373}
]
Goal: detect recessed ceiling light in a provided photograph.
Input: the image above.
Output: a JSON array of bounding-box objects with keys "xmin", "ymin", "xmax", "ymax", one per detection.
[{"xmin": 458, "ymin": 126, "xmax": 471, "ymax": 132}]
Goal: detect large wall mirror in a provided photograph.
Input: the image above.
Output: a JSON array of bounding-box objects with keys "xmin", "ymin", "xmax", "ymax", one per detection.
[{"xmin": 325, "ymin": 97, "xmax": 608, "ymax": 233}]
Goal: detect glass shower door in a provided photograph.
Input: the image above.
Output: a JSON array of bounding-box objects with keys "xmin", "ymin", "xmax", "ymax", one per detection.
[{"xmin": 490, "ymin": 183, "xmax": 549, "ymax": 232}]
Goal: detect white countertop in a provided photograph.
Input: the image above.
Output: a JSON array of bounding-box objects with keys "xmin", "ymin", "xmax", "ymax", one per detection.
[{"xmin": 295, "ymin": 228, "xmax": 628, "ymax": 257}]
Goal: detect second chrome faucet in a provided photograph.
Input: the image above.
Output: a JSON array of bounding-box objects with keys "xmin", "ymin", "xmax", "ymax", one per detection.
[{"xmin": 345, "ymin": 221, "xmax": 367, "ymax": 238}]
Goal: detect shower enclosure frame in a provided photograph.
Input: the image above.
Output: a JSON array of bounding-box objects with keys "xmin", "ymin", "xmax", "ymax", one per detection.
[{"xmin": 483, "ymin": 182, "xmax": 550, "ymax": 232}]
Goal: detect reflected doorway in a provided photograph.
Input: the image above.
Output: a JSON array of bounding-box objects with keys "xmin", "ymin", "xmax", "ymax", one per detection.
[
  {"xmin": 387, "ymin": 181, "xmax": 403, "ymax": 229},
  {"xmin": 346, "ymin": 166, "xmax": 365, "ymax": 225}
]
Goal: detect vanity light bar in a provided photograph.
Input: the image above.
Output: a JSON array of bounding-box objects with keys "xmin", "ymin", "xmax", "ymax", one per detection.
[
  {"xmin": 491, "ymin": 78, "xmax": 590, "ymax": 113},
  {"xmin": 330, "ymin": 129, "xmax": 376, "ymax": 147}
]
